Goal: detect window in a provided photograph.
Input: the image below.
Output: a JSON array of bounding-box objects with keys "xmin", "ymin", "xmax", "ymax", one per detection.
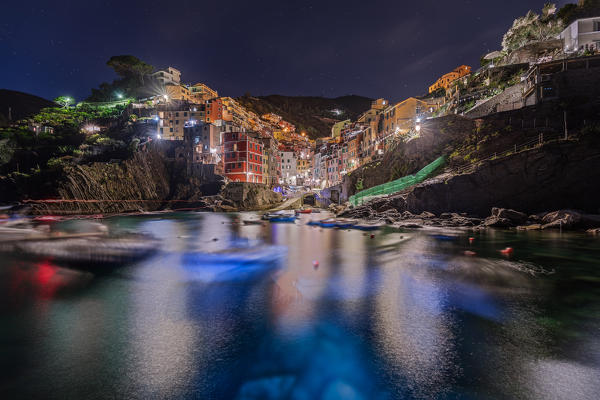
[
  {"xmin": 594, "ymin": 20, "xmax": 600, "ymax": 32},
  {"xmin": 176, "ymin": 112, "xmax": 179, "ymax": 117}
]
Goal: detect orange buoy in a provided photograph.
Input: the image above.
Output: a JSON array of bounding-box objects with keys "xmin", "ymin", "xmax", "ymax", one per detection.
[
  {"xmin": 469, "ymin": 237, "xmax": 475, "ymax": 243},
  {"xmin": 500, "ymin": 247, "xmax": 514, "ymax": 255},
  {"xmin": 312, "ymin": 260, "xmax": 319, "ymax": 268}
]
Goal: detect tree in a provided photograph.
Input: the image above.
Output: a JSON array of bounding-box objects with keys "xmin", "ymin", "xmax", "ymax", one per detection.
[
  {"xmin": 106, "ymin": 55, "xmax": 154, "ymax": 86},
  {"xmin": 54, "ymin": 96, "xmax": 74, "ymax": 108}
]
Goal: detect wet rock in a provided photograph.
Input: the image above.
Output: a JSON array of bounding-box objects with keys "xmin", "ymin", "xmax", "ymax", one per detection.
[
  {"xmin": 517, "ymin": 224, "xmax": 542, "ymax": 231},
  {"xmin": 587, "ymin": 228, "xmax": 600, "ymax": 235},
  {"xmin": 419, "ymin": 211, "xmax": 436, "ymax": 219},
  {"xmin": 222, "ymin": 183, "xmax": 283, "ymax": 210},
  {"xmin": 389, "ymin": 195, "xmax": 407, "ymax": 212},
  {"xmin": 483, "ymin": 216, "xmax": 514, "ymax": 227},
  {"xmin": 541, "ymin": 210, "xmax": 582, "ymax": 230},
  {"xmin": 492, "ymin": 208, "xmax": 528, "ymax": 225},
  {"xmin": 401, "ymin": 211, "xmax": 416, "ymax": 219}
]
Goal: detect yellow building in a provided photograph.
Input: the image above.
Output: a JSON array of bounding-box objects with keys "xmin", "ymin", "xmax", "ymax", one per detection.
[
  {"xmin": 380, "ymin": 97, "xmax": 441, "ymax": 137},
  {"xmin": 331, "ymin": 119, "xmax": 351, "ymax": 138},
  {"xmin": 165, "ymin": 84, "xmax": 193, "ymax": 102},
  {"xmin": 428, "ymin": 65, "xmax": 471, "ymax": 93},
  {"xmin": 189, "ymin": 83, "xmax": 218, "ymax": 102}
]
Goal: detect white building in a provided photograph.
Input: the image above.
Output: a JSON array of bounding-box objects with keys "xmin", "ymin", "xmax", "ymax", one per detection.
[
  {"xmin": 150, "ymin": 67, "xmax": 182, "ymax": 86},
  {"xmin": 280, "ymin": 151, "xmax": 298, "ymax": 185},
  {"xmin": 559, "ymin": 16, "xmax": 600, "ymax": 53}
]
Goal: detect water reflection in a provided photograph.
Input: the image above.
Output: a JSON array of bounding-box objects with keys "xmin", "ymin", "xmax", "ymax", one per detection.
[{"xmin": 0, "ymin": 213, "xmax": 599, "ymax": 399}]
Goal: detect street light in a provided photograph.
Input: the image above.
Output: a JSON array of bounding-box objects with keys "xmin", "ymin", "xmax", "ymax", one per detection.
[
  {"xmin": 116, "ymin": 92, "xmax": 123, "ymax": 99},
  {"xmin": 415, "ymin": 124, "xmax": 421, "ymax": 133}
]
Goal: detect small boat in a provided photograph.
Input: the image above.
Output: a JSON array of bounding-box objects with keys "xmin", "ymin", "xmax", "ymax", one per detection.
[
  {"xmin": 353, "ymin": 222, "xmax": 384, "ymax": 231},
  {"xmin": 334, "ymin": 219, "xmax": 358, "ymax": 229},
  {"xmin": 268, "ymin": 215, "xmax": 297, "ymax": 223},
  {"xmin": 262, "ymin": 210, "xmax": 296, "ymax": 222},
  {"xmin": 296, "ymin": 209, "xmax": 312, "ymax": 214},
  {"xmin": 318, "ymin": 218, "xmax": 338, "ymax": 228}
]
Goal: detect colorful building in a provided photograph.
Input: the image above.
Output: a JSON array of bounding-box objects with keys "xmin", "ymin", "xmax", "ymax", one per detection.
[
  {"xmin": 379, "ymin": 97, "xmax": 440, "ymax": 139},
  {"xmin": 223, "ymin": 132, "xmax": 264, "ymax": 183},
  {"xmin": 157, "ymin": 102, "xmax": 206, "ymax": 140},
  {"xmin": 189, "ymin": 83, "xmax": 219, "ymax": 102},
  {"xmin": 428, "ymin": 65, "xmax": 471, "ymax": 93}
]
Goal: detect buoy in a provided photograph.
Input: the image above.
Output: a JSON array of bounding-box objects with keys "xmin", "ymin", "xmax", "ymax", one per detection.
[
  {"xmin": 500, "ymin": 247, "xmax": 514, "ymax": 255},
  {"xmin": 464, "ymin": 250, "xmax": 477, "ymax": 256},
  {"xmin": 370, "ymin": 234, "xmax": 375, "ymax": 239},
  {"xmin": 312, "ymin": 260, "xmax": 319, "ymax": 268},
  {"xmin": 469, "ymin": 237, "xmax": 475, "ymax": 243},
  {"xmin": 212, "ymin": 238, "xmax": 219, "ymax": 241}
]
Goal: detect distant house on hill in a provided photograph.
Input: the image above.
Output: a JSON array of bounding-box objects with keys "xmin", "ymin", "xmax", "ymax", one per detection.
[
  {"xmin": 558, "ymin": 16, "xmax": 600, "ymax": 53},
  {"xmin": 150, "ymin": 67, "xmax": 181, "ymax": 86},
  {"xmin": 428, "ymin": 65, "xmax": 472, "ymax": 94}
]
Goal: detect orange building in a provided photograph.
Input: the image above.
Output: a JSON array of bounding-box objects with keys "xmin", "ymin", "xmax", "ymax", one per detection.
[
  {"xmin": 206, "ymin": 98, "xmax": 224, "ymax": 123},
  {"xmin": 428, "ymin": 65, "xmax": 471, "ymax": 93}
]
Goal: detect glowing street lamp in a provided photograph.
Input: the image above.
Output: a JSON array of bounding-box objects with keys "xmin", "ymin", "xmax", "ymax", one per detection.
[
  {"xmin": 115, "ymin": 92, "xmax": 124, "ymax": 99},
  {"xmin": 415, "ymin": 124, "xmax": 421, "ymax": 133}
]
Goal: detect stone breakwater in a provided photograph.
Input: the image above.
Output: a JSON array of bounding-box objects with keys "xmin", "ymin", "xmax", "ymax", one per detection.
[{"xmin": 340, "ymin": 203, "xmax": 600, "ymax": 232}]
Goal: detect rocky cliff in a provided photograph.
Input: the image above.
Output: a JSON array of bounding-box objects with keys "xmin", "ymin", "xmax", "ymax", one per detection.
[
  {"xmin": 22, "ymin": 147, "xmax": 228, "ymax": 215},
  {"xmin": 344, "ymin": 134, "xmax": 600, "ymax": 219},
  {"xmin": 406, "ymin": 136, "xmax": 600, "ymax": 216}
]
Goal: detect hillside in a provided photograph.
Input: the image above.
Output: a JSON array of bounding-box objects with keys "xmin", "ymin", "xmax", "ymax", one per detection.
[
  {"xmin": 237, "ymin": 94, "xmax": 372, "ymax": 139},
  {"xmin": 0, "ymin": 90, "xmax": 56, "ymax": 126}
]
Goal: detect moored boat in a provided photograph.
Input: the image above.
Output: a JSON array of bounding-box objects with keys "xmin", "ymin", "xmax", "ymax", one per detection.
[
  {"xmin": 262, "ymin": 210, "xmax": 296, "ymax": 222},
  {"xmin": 334, "ymin": 219, "xmax": 358, "ymax": 229}
]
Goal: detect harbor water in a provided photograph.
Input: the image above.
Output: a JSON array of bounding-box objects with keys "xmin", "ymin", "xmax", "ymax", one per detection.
[{"xmin": 1, "ymin": 212, "xmax": 599, "ymax": 399}]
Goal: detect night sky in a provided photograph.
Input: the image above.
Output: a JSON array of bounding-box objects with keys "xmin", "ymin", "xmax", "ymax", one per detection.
[{"xmin": 1, "ymin": 0, "xmax": 570, "ymax": 102}]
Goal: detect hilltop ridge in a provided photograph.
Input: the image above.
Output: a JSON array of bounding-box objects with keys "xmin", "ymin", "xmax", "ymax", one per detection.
[{"xmin": 237, "ymin": 94, "xmax": 372, "ymax": 139}]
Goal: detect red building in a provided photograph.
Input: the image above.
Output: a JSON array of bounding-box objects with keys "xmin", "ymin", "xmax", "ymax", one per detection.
[{"xmin": 223, "ymin": 132, "xmax": 264, "ymax": 183}]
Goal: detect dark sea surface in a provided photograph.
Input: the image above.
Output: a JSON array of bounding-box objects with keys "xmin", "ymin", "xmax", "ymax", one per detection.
[{"xmin": 1, "ymin": 212, "xmax": 599, "ymax": 399}]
